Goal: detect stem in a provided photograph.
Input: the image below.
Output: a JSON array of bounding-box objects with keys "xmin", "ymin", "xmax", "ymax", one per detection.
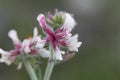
[
  {"xmin": 43, "ymin": 60, "xmax": 55, "ymax": 80},
  {"xmin": 35, "ymin": 64, "xmax": 42, "ymax": 80},
  {"xmin": 43, "ymin": 44, "xmax": 55, "ymax": 80},
  {"xmin": 39, "ymin": 67, "xmax": 42, "ymax": 80},
  {"xmin": 24, "ymin": 60, "xmax": 38, "ymax": 80}
]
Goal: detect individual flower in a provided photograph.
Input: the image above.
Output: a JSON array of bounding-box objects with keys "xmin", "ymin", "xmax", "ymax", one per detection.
[
  {"xmin": 0, "ymin": 30, "xmax": 22, "ymax": 65},
  {"xmin": 0, "ymin": 49, "xmax": 16, "ymax": 65},
  {"xmin": 37, "ymin": 10, "xmax": 82, "ymax": 60},
  {"xmin": 21, "ymin": 27, "xmax": 50, "ymax": 58}
]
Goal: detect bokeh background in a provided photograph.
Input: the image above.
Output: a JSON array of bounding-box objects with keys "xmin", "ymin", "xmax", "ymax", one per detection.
[{"xmin": 0, "ymin": 0, "xmax": 120, "ymax": 80}]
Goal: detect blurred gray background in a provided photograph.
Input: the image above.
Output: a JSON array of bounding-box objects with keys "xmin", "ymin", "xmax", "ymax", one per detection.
[{"xmin": 0, "ymin": 0, "xmax": 120, "ymax": 80}]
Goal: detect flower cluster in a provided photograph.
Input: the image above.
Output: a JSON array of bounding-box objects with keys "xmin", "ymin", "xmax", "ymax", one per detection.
[
  {"xmin": 0, "ymin": 10, "xmax": 82, "ymax": 66},
  {"xmin": 0, "ymin": 27, "xmax": 49, "ymax": 66}
]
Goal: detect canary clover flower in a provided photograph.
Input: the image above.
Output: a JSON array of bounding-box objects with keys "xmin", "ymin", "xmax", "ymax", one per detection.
[{"xmin": 37, "ymin": 10, "xmax": 82, "ymax": 60}]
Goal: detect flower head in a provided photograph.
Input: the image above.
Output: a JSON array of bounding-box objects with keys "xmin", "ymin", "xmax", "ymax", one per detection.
[{"xmin": 37, "ymin": 10, "xmax": 82, "ymax": 60}]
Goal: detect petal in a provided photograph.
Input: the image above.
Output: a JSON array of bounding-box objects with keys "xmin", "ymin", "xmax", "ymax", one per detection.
[
  {"xmin": 66, "ymin": 34, "xmax": 82, "ymax": 52},
  {"xmin": 68, "ymin": 41, "xmax": 82, "ymax": 52},
  {"xmin": 8, "ymin": 29, "xmax": 21, "ymax": 45},
  {"xmin": 37, "ymin": 14, "xmax": 47, "ymax": 28},
  {"xmin": 5, "ymin": 61, "xmax": 12, "ymax": 65},
  {"xmin": 33, "ymin": 27, "xmax": 38, "ymax": 37},
  {"xmin": 0, "ymin": 50, "xmax": 13, "ymax": 65},
  {"xmin": 37, "ymin": 14, "xmax": 54, "ymax": 36},
  {"xmin": 22, "ymin": 39, "xmax": 30, "ymax": 46},
  {"xmin": 55, "ymin": 50, "xmax": 65, "ymax": 60},
  {"xmin": 76, "ymin": 42, "xmax": 82, "ymax": 47},
  {"xmin": 1, "ymin": 59, "xmax": 12, "ymax": 65},
  {"xmin": 22, "ymin": 39, "xmax": 31, "ymax": 53},
  {"xmin": 61, "ymin": 13, "xmax": 76, "ymax": 31},
  {"xmin": 65, "ymin": 33, "xmax": 72, "ymax": 39},
  {"xmin": 0, "ymin": 48, "xmax": 6, "ymax": 54},
  {"xmin": 47, "ymin": 12, "xmax": 54, "ymax": 21},
  {"xmin": 32, "ymin": 36, "xmax": 45, "ymax": 48},
  {"xmin": 24, "ymin": 46, "xmax": 31, "ymax": 53},
  {"xmin": 70, "ymin": 34, "xmax": 79, "ymax": 42},
  {"xmin": 35, "ymin": 42, "xmax": 45, "ymax": 49},
  {"xmin": 38, "ymin": 48, "xmax": 50, "ymax": 58}
]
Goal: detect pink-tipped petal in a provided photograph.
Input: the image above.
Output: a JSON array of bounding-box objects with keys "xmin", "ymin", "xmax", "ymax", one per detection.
[
  {"xmin": 37, "ymin": 14, "xmax": 46, "ymax": 28},
  {"xmin": 37, "ymin": 14, "xmax": 54, "ymax": 36}
]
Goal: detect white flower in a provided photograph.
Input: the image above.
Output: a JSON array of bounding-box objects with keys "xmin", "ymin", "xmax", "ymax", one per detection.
[
  {"xmin": 66, "ymin": 34, "xmax": 82, "ymax": 52},
  {"xmin": 0, "ymin": 49, "xmax": 14, "ymax": 65}
]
